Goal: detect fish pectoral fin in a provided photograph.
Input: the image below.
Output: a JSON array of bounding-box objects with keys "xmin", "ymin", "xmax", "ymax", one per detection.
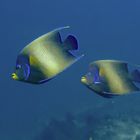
[{"xmin": 63, "ymin": 35, "xmax": 78, "ymax": 50}]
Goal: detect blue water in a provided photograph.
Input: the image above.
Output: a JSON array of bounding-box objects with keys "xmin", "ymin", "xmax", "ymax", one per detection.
[{"xmin": 1, "ymin": 0, "xmax": 140, "ymax": 139}]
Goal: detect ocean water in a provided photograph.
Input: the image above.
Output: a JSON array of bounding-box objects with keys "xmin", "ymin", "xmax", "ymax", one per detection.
[{"xmin": 1, "ymin": 0, "xmax": 140, "ymax": 140}]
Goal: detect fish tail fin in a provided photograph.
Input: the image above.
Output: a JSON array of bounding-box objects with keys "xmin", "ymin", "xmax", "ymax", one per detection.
[
  {"xmin": 131, "ymin": 69, "xmax": 140, "ymax": 82},
  {"xmin": 63, "ymin": 35, "xmax": 78, "ymax": 50}
]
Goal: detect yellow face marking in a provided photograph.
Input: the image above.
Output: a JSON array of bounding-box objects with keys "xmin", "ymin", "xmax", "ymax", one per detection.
[
  {"xmin": 81, "ymin": 76, "xmax": 88, "ymax": 85},
  {"xmin": 11, "ymin": 73, "xmax": 19, "ymax": 80}
]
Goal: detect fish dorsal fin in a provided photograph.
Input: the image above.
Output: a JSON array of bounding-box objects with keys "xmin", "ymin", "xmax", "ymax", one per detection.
[
  {"xmin": 20, "ymin": 26, "xmax": 70, "ymax": 54},
  {"xmin": 96, "ymin": 60, "xmax": 129, "ymax": 74},
  {"xmin": 43, "ymin": 31, "xmax": 62, "ymax": 43},
  {"xmin": 21, "ymin": 26, "xmax": 69, "ymax": 52},
  {"xmin": 41, "ymin": 26, "xmax": 70, "ymax": 43},
  {"xmin": 111, "ymin": 61, "xmax": 128, "ymax": 72}
]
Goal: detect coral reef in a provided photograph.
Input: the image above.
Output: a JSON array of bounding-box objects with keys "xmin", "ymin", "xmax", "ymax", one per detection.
[{"xmin": 34, "ymin": 108, "xmax": 140, "ymax": 140}]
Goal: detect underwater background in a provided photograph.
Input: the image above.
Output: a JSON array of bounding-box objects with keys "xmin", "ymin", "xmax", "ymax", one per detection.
[{"xmin": 1, "ymin": 0, "xmax": 140, "ymax": 139}]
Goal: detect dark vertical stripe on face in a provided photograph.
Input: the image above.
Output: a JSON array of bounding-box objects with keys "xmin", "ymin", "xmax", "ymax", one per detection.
[
  {"xmin": 23, "ymin": 64, "xmax": 30, "ymax": 80},
  {"xmin": 89, "ymin": 66, "xmax": 101, "ymax": 84},
  {"xmin": 16, "ymin": 55, "xmax": 30, "ymax": 80}
]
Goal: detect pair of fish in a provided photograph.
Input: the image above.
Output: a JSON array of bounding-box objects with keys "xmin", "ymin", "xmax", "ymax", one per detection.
[{"xmin": 11, "ymin": 26, "xmax": 140, "ymax": 98}]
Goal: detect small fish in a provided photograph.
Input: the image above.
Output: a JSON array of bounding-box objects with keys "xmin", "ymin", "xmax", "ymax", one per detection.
[
  {"xmin": 12, "ymin": 26, "xmax": 83, "ymax": 84},
  {"xmin": 81, "ymin": 60, "xmax": 140, "ymax": 98}
]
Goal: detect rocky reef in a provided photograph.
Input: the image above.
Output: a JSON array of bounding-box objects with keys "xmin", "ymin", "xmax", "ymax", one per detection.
[{"xmin": 34, "ymin": 99, "xmax": 140, "ymax": 140}]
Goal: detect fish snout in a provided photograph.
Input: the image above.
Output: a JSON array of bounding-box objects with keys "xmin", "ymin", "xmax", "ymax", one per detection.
[
  {"xmin": 11, "ymin": 73, "xmax": 18, "ymax": 80},
  {"xmin": 81, "ymin": 76, "xmax": 87, "ymax": 84}
]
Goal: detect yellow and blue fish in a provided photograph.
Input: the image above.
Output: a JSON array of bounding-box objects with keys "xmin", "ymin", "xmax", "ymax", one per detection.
[
  {"xmin": 12, "ymin": 26, "xmax": 83, "ymax": 84},
  {"xmin": 81, "ymin": 60, "xmax": 140, "ymax": 98}
]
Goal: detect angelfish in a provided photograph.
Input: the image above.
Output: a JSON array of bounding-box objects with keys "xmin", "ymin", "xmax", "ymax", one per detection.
[
  {"xmin": 12, "ymin": 26, "xmax": 83, "ymax": 84},
  {"xmin": 81, "ymin": 60, "xmax": 140, "ymax": 98}
]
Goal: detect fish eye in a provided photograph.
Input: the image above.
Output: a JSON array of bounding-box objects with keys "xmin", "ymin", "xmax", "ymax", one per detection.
[
  {"xmin": 87, "ymin": 72, "xmax": 91, "ymax": 76},
  {"xmin": 86, "ymin": 72, "xmax": 92, "ymax": 78},
  {"xmin": 16, "ymin": 64, "xmax": 22, "ymax": 69},
  {"xmin": 86, "ymin": 72, "xmax": 93, "ymax": 81}
]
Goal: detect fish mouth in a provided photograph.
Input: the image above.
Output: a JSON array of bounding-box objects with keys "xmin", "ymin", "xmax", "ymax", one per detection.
[
  {"xmin": 11, "ymin": 73, "xmax": 19, "ymax": 80},
  {"xmin": 81, "ymin": 76, "xmax": 87, "ymax": 84}
]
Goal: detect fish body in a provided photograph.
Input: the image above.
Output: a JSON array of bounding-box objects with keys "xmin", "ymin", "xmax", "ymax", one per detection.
[
  {"xmin": 12, "ymin": 27, "xmax": 83, "ymax": 84},
  {"xmin": 81, "ymin": 60, "xmax": 140, "ymax": 98}
]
